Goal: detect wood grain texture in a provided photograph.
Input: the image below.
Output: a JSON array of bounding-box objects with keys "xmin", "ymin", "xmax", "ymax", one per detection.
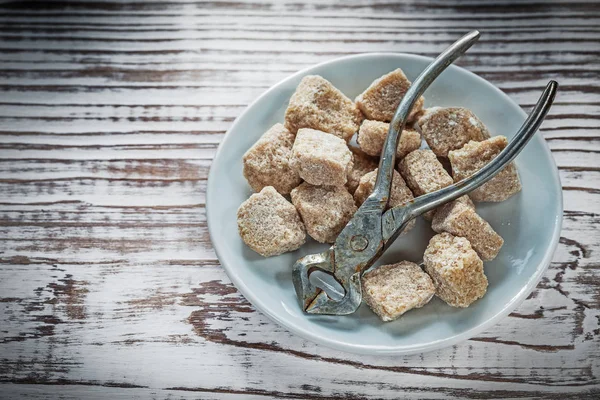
[{"xmin": 0, "ymin": 0, "xmax": 599, "ymax": 398}]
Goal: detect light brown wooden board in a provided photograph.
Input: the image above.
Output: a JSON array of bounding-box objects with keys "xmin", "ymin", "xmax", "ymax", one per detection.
[{"xmin": 0, "ymin": 0, "xmax": 599, "ymax": 398}]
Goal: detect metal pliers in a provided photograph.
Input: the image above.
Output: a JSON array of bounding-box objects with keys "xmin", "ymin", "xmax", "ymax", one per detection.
[{"xmin": 292, "ymin": 30, "xmax": 558, "ymax": 315}]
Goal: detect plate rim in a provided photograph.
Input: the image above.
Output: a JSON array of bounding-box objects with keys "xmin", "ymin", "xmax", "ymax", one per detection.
[{"xmin": 206, "ymin": 52, "xmax": 563, "ymax": 355}]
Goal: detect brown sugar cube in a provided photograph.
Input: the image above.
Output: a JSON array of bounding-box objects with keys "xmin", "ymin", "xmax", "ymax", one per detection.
[
  {"xmin": 423, "ymin": 233, "xmax": 488, "ymax": 308},
  {"xmin": 417, "ymin": 107, "xmax": 490, "ymax": 158},
  {"xmin": 442, "ymin": 194, "xmax": 475, "ymax": 213},
  {"xmin": 284, "ymin": 75, "xmax": 363, "ymax": 142},
  {"xmin": 431, "ymin": 201, "xmax": 504, "ymax": 261},
  {"xmin": 449, "ymin": 136, "xmax": 522, "ymax": 202},
  {"xmin": 398, "ymin": 149, "xmax": 453, "ymax": 219},
  {"xmin": 357, "ymin": 120, "xmax": 421, "ymax": 159},
  {"xmin": 456, "ymin": 194, "xmax": 475, "ymax": 209},
  {"xmin": 425, "ymin": 194, "xmax": 475, "ymax": 222},
  {"xmin": 362, "ymin": 261, "xmax": 435, "ymax": 322},
  {"xmin": 355, "ymin": 69, "xmax": 424, "ymax": 123},
  {"xmin": 353, "ymin": 169, "xmax": 415, "ymax": 233},
  {"xmin": 237, "ymin": 187, "xmax": 306, "ymax": 257},
  {"xmin": 290, "ymin": 128, "xmax": 353, "ymax": 187},
  {"xmin": 242, "ymin": 123, "xmax": 302, "ymax": 195},
  {"xmin": 399, "ymin": 129, "xmax": 423, "ymax": 158},
  {"xmin": 398, "ymin": 149, "xmax": 453, "ymax": 196},
  {"xmin": 291, "ymin": 183, "xmax": 357, "ymax": 243},
  {"xmin": 346, "ymin": 145, "xmax": 378, "ymax": 194}
]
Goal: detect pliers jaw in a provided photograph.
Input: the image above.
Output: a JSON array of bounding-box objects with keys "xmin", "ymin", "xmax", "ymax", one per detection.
[
  {"xmin": 292, "ymin": 206, "xmax": 385, "ymax": 315},
  {"xmin": 292, "ymin": 250, "xmax": 363, "ymax": 315},
  {"xmin": 292, "ymin": 249, "xmax": 335, "ymax": 313}
]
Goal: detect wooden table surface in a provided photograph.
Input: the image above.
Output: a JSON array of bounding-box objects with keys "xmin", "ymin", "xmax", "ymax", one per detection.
[{"xmin": 1, "ymin": 1, "xmax": 599, "ymax": 398}]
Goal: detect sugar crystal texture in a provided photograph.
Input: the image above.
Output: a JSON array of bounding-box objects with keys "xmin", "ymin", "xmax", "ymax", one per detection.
[
  {"xmin": 242, "ymin": 123, "xmax": 302, "ymax": 194},
  {"xmin": 449, "ymin": 136, "xmax": 521, "ymax": 202},
  {"xmin": 362, "ymin": 261, "xmax": 435, "ymax": 322},
  {"xmin": 285, "ymin": 75, "xmax": 363, "ymax": 142},
  {"xmin": 398, "ymin": 149, "xmax": 453, "ymax": 196},
  {"xmin": 357, "ymin": 120, "xmax": 421, "ymax": 159},
  {"xmin": 291, "ymin": 183, "xmax": 357, "ymax": 243},
  {"xmin": 346, "ymin": 145, "xmax": 378, "ymax": 194},
  {"xmin": 355, "ymin": 69, "xmax": 424, "ymax": 123},
  {"xmin": 290, "ymin": 128, "xmax": 353, "ymax": 187},
  {"xmin": 417, "ymin": 107, "xmax": 490, "ymax": 158},
  {"xmin": 237, "ymin": 187, "xmax": 306, "ymax": 257},
  {"xmin": 426, "ymin": 194, "xmax": 475, "ymax": 222},
  {"xmin": 423, "ymin": 233, "xmax": 488, "ymax": 308},
  {"xmin": 431, "ymin": 201, "xmax": 504, "ymax": 261},
  {"xmin": 398, "ymin": 149, "xmax": 453, "ymax": 219}
]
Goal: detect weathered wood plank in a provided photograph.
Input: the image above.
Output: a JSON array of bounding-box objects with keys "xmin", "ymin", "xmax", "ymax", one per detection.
[
  {"xmin": 0, "ymin": 0, "xmax": 598, "ymax": 398},
  {"xmin": 0, "ymin": 214, "xmax": 598, "ymax": 396},
  {"xmin": 0, "ymin": 385, "xmax": 280, "ymax": 400}
]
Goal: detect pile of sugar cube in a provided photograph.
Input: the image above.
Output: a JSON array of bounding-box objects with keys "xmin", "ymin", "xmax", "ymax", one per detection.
[{"xmin": 236, "ymin": 69, "xmax": 521, "ymax": 321}]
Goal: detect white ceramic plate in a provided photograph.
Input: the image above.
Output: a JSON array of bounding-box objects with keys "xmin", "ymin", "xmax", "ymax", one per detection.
[{"xmin": 206, "ymin": 53, "xmax": 562, "ymax": 355}]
